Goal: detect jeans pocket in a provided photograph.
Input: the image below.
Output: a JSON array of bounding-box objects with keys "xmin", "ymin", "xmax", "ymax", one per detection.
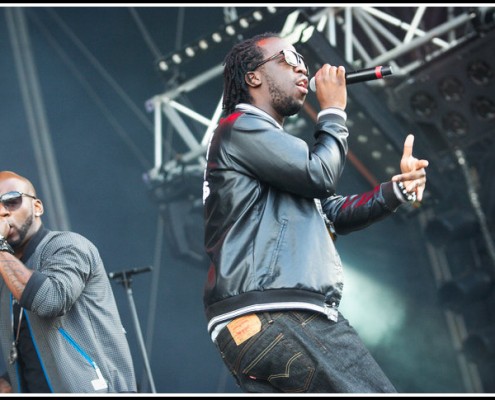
[{"xmin": 241, "ymin": 331, "xmax": 316, "ymax": 393}]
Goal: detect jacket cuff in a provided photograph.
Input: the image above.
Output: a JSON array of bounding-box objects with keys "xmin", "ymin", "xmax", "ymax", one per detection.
[
  {"xmin": 19, "ymin": 270, "xmax": 47, "ymax": 309},
  {"xmin": 381, "ymin": 181, "xmax": 403, "ymax": 211},
  {"xmin": 317, "ymin": 107, "xmax": 347, "ymax": 122}
]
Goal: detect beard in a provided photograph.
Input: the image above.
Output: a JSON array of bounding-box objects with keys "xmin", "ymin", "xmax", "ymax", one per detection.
[
  {"xmin": 266, "ymin": 75, "xmax": 303, "ymax": 117},
  {"xmin": 10, "ymin": 214, "xmax": 34, "ymax": 250}
]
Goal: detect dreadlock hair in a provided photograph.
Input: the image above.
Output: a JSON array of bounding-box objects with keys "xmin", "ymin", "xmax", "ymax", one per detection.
[{"xmin": 222, "ymin": 32, "xmax": 280, "ymax": 115}]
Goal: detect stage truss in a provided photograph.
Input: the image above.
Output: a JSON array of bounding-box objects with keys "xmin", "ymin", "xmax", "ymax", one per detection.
[{"xmin": 144, "ymin": 6, "xmax": 495, "ymax": 393}]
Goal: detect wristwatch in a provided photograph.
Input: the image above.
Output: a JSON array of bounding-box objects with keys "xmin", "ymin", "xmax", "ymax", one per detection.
[{"xmin": 0, "ymin": 236, "xmax": 14, "ymax": 255}]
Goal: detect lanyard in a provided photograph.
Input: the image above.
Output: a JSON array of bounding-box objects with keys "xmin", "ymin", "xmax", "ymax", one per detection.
[
  {"xmin": 8, "ymin": 299, "xmax": 23, "ymax": 365},
  {"xmin": 14, "ymin": 306, "xmax": 23, "ymax": 344}
]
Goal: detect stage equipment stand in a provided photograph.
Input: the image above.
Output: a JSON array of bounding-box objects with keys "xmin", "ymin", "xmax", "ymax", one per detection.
[{"xmin": 108, "ymin": 266, "xmax": 156, "ymax": 393}]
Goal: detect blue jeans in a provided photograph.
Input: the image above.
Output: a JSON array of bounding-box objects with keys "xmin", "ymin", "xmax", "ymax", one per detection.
[{"xmin": 214, "ymin": 310, "xmax": 397, "ymax": 393}]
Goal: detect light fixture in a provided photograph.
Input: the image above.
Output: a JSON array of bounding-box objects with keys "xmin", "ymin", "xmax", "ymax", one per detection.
[
  {"xmin": 146, "ymin": 165, "xmax": 207, "ymax": 266},
  {"xmin": 155, "ymin": 7, "xmax": 290, "ymax": 82},
  {"xmin": 463, "ymin": 326, "xmax": 495, "ymax": 362},
  {"xmin": 424, "ymin": 208, "xmax": 479, "ymax": 247},
  {"xmin": 211, "ymin": 32, "xmax": 222, "ymax": 43},
  {"xmin": 441, "ymin": 111, "xmax": 468, "ymax": 138},
  {"xmin": 437, "ymin": 269, "xmax": 493, "ymax": 312},
  {"xmin": 471, "ymin": 96, "xmax": 495, "ymax": 120},
  {"xmin": 391, "ymin": 26, "xmax": 495, "ymax": 151},
  {"xmin": 371, "ymin": 150, "xmax": 382, "ymax": 160},
  {"xmin": 239, "ymin": 18, "xmax": 250, "ymax": 29},
  {"xmin": 439, "ymin": 76, "xmax": 464, "ymax": 102},
  {"xmin": 157, "ymin": 59, "xmax": 169, "ymax": 72},
  {"xmin": 467, "ymin": 59, "xmax": 493, "ymax": 85},
  {"xmin": 185, "ymin": 47, "xmax": 195, "ymax": 57},
  {"xmin": 472, "ymin": 6, "xmax": 495, "ymax": 32},
  {"xmin": 253, "ymin": 11, "xmax": 263, "ymax": 21},
  {"xmin": 171, "ymin": 53, "xmax": 182, "ymax": 64},
  {"xmin": 410, "ymin": 91, "xmax": 437, "ymax": 118}
]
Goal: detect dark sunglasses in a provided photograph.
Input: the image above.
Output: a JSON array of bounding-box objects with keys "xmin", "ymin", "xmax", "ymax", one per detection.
[
  {"xmin": 252, "ymin": 49, "xmax": 308, "ymax": 73},
  {"xmin": 0, "ymin": 191, "xmax": 37, "ymax": 210}
]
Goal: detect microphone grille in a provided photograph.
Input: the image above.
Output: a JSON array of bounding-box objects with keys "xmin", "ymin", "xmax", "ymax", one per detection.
[{"xmin": 309, "ymin": 77, "xmax": 316, "ymax": 92}]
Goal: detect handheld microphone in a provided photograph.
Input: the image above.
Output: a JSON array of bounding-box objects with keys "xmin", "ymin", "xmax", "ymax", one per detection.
[
  {"xmin": 309, "ymin": 65, "xmax": 393, "ymax": 92},
  {"xmin": 108, "ymin": 266, "xmax": 152, "ymax": 280}
]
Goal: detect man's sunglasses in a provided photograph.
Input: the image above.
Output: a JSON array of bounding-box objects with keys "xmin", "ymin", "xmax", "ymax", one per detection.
[
  {"xmin": 252, "ymin": 49, "xmax": 308, "ymax": 73},
  {"xmin": 0, "ymin": 191, "xmax": 37, "ymax": 210}
]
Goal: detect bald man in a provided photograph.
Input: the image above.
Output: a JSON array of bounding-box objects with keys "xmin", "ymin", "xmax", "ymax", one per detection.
[{"xmin": 0, "ymin": 171, "xmax": 137, "ymax": 393}]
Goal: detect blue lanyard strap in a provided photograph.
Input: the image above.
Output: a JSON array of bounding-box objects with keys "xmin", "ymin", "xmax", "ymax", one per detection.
[{"xmin": 58, "ymin": 328, "xmax": 95, "ymax": 368}]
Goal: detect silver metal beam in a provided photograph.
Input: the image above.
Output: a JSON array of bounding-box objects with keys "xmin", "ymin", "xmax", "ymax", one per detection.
[
  {"xmin": 5, "ymin": 7, "xmax": 70, "ymax": 231},
  {"xmin": 146, "ymin": 7, "xmax": 490, "ymax": 393}
]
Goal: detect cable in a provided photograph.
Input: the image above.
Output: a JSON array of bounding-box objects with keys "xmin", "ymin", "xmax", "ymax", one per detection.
[
  {"xmin": 27, "ymin": 9, "xmax": 153, "ymax": 170},
  {"xmin": 128, "ymin": 7, "xmax": 164, "ymax": 61},
  {"xmin": 44, "ymin": 8, "xmax": 154, "ymax": 134}
]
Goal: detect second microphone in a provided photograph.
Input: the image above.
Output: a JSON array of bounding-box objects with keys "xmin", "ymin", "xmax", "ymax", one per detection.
[{"xmin": 309, "ymin": 65, "xmax": 393, "ymax": 92}]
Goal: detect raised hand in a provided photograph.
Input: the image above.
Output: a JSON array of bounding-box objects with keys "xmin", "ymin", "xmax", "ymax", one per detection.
[{"xmin": 392, "ymin": 134, "xmax": 429, "ymax": 202}]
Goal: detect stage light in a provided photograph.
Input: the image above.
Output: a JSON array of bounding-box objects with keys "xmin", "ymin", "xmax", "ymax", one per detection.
[
  {"xmin": 357, "ymin": 134, "xmax": 368, "ymax": 143},
  {"xmin": 162, "ymin": 197, "xmax": 206, "ymax": 265},
  {"xmin": 198, "ymin": 39, "xmax": 208, "ymax": 50},
  {"xmin": 471, "ymin": 96, "xmax": 495, "ymax": 120},
  {"xmin": 185, "ymin": 47, "xmax": 195, "ymax": 58},
  {"xmin": 437, "ymin": 269, "xmax": 493, "ymax": 312},
  {"xmin": 424, "ymin": 209, "xmax": 479, "ymax": 247},
  {"xmin": 391, "ymin": 27, "xmax": 495, "ymax": 151},
  {"xmin": 385, "ymin": 166, "xmax": 397, "ymax": 175},
  {"xmin": 157, "ymin": 60, "xmax": 169, "ymax": 72},
  {"xmin": 146, "ymin": 165, "xmax": 207, "ymax": 266},
  {"xmin": 467, "ymin": 60, "xmax": 493, "ymax": 85},
  {"xmin": 211, "ymin": 32, "xmax": 222, "ymax": 43},
  {"xmin": 463, "ymin": 326, "xmax": 495, "ymax": 362},
  {"xmin": 225, "ymin": 25, "xmax": 236, "ymax": 36},
  {"xmin": 171, "ymin": 53, "xmax": 182, "ymax": 64},
  {"xmin": 441, "ymin": 111, "xmax": 468, "ymax": 138},
  {"xmin": 439, "ymin": 76, "xmax": 464, "ymax": 102},
  {"xmin": 253, "ymin": 11, "xmax": 263, "ymax": 21},
  {"xmin": 154, "ymin": 7, "xmax": 293, "ymax": 82},
  {"xmin": 371, "ymin": 150, "xmax": 382, "ymax": 160},
  {"xmin": 239, "ymin": 18, "xmax": 250, "ymax": 29},
  {"xmin": 410, "ymin": 91, "xmax": 437, "ymax": 118},
  {"xmin": 473, "ymin": 6, "xmax": 495, "ymax": 32}
]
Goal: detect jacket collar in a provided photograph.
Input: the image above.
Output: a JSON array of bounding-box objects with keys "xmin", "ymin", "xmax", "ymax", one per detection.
[
  {"xmin": 235, "ymin": 103, "xmax": 283, "ymax": 131},
  {"xmin": 21, "ymin": 225, "xmax": 49, "ymax": 263}
]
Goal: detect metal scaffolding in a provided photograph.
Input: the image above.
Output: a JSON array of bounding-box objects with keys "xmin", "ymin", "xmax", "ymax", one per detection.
[{"xmin": 145, "ymin": 6, "xmax": 494, "ymax": 393}]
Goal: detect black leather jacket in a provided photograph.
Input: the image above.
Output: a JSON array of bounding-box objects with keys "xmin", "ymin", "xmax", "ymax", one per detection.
[{"xmin": 203, "ymin": 105, "xmax": 402, "ymax": 333}]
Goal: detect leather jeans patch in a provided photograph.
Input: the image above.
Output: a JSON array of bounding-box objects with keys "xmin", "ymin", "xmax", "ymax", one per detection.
[{"xmin": 227, "ymin": 314, "xmax": 262, "ymax": 345}]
